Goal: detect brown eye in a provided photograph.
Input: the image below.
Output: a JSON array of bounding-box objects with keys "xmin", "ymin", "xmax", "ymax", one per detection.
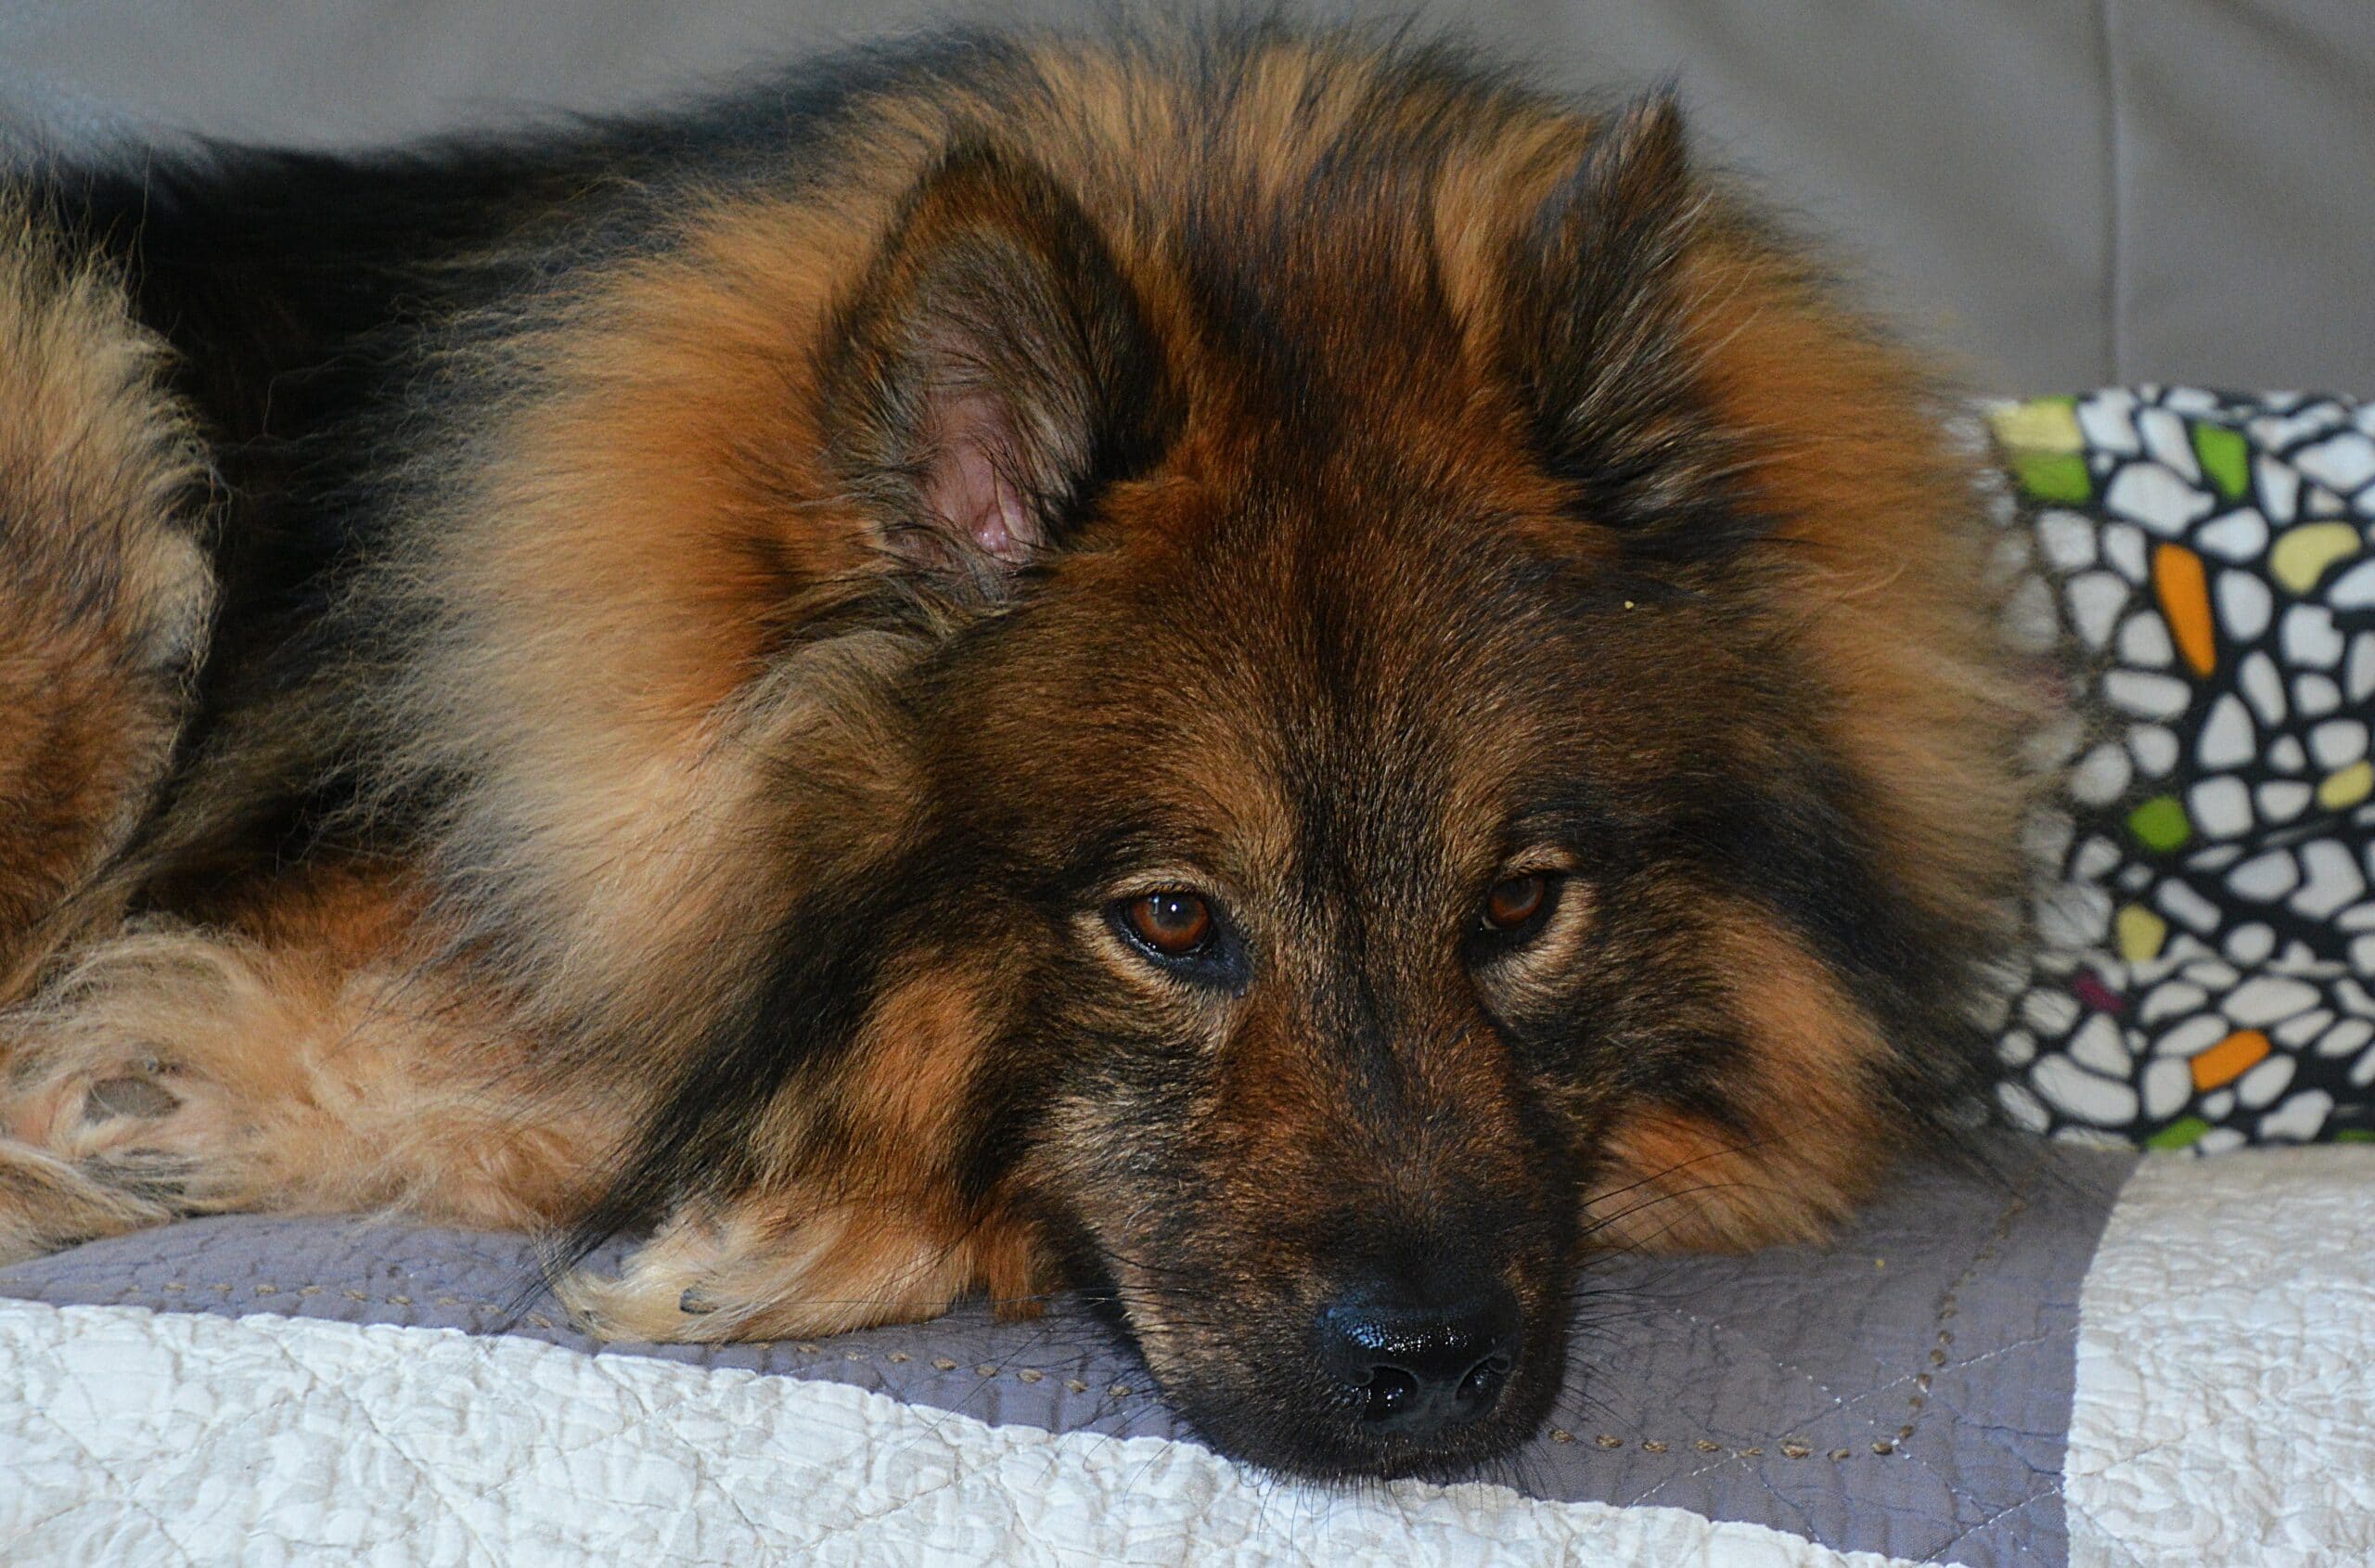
[
  {"xmin": 1481, "ymin": 872, "xmax": 1550, "ymax": 933},
  {"xmin": 1125, "ymin": 891, "xmax": 1214, "ymax": 957}
]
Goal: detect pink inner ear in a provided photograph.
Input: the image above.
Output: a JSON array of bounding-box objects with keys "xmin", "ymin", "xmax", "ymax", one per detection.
[{"xmin": 925, "ymin": 389, "xmax": 1041, "ymax": 566}]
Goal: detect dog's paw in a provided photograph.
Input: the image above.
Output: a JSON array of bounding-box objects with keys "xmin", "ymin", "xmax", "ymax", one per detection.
[
  {"xmin": 2, "ymin": 1025, "xmax": 262, "ymax": 1223},
  {"xmin": 18, "ymin": 1046, "xmax": 189, "ymax": 1149},
  {"xmin": 0, "ymin": 1139, "xmax": 181, "ymax": 1263},
  {"xmin": 557, "ymin": 1193, "xmax": 979, "ymax": 1343}
]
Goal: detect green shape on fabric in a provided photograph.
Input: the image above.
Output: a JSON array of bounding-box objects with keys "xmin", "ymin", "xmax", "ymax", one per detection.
[
  {"xmin": 2336, "ymin": 1129, "xmax": 2375, "ymax": 1144},
  {"xmin": 2127, "ymin": 795, "xmax": 2191, "ymax": 854},
  {"xmin": 2011, "ymin": 450, "xmax": 2091, "ymax": 504},
  {"xmin": 2145, "ymin": 1116, "xmax": 2213, "ymax": 1150},
  {"xmin": 2191, "ymin": 423, "xmax": 2250, "ymax": 501}
]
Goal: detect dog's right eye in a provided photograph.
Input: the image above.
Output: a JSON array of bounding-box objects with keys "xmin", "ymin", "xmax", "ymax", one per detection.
[{"xmin": 1122, "ymin": 891, "xmax": 1214, "ymax": 957}]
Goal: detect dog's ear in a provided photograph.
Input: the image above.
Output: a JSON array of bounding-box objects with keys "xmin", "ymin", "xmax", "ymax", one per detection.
[
  {"xmin": 1504, "ymin": 93, "xmax": 1752, "ymax": 560},
  {"xmin": 821, "ymin": 142, "xmax": 1170, "ymax": 598}
]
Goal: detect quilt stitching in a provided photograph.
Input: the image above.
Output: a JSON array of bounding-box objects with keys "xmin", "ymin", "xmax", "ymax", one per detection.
[
  {"xmin": 2, "ymin": 1139, "xmax": 2155, "ymax": 1568},
  {"xmin": 19, "ymin": 1302, "xmax": 1909, "ymax": 1568},
  {"xmin": 1573, "ymin": 1320, "xmax": 2071, "ymax": 1483},
  {"xmin": 447, "ymin": 1352, "xmax": 738, "ymax": 1520},
  {"xmin": 2066, "ymin": 1261, "xmax": 2375, "ymax": 1485},
  {"xmin": 239, "ymin": 1320, "xmax": 522, "ymax": 1566},
  {"xmin": 9, "ymin": 1394, "xmax": 203, "ymax": 1568},
  {"xmin": 2064, "ymin": 1152, "xmax": 2375, "ymax": 1565},
  {"xmin": 1924, "ymin": 1485, "xmax": 2061, "ymax": 1568},
  {"xmin": 1616, "ymin": 1160, "xmax": 2075, "ymax": 1568},
  {"xmin": 1629, "ymin": 1161, "xmax": 2050, "ymax": 1498}
]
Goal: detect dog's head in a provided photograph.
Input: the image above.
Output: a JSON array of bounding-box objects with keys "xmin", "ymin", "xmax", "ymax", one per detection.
[{"xmin": 563, "ymin": 72, "xmax": 2029, "ymax": 1479}]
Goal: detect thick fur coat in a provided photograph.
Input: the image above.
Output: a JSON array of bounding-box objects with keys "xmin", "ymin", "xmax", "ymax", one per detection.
[{"xmin": 0, "ymin": 23, "xmax": 2032, "ymax": 1476}]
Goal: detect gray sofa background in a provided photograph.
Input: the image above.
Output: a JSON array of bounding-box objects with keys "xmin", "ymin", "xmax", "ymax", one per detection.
[{"xmin": 2, "ymin": 0, "xmax": 2369, "ymax": 396}]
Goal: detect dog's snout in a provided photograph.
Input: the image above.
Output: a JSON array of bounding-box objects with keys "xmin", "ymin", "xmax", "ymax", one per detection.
[{"xmin": 1316, "ymin": 1285, "xmax": 1520, "ymax": 1438}]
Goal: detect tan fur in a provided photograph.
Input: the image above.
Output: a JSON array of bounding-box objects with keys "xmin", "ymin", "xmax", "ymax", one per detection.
[
  {"xmin": 0, "ymin": 868, "xmax": 623, "ymax": 1262},
  {"xmin": 1680, "ymin": 232, "xmax": 2040, "ymax": 939},
  {"xmin": 558, "ymin": 1186, "xmax": 983, "ymax": 1342},
  {"xmin": 1589, "ymin": 911, "xmax": 1893, "ymax": 1252},
  {"xmin": 0, "ymin": 199, "xmax": 212, "ymax": 996},
  {"xmin": 570, "ymin": 958, "xmax": 1061, "ymax": 1340}
]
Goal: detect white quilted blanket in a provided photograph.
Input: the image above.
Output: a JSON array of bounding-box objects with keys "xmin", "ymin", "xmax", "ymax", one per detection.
[
  {"xmin": 4, "ymin": 1149, "xmax": 2372, "ymax": 1566},
  {"xmin": 2065, "ymin": 1151, "xmax": 2375, "ymax": 1562},
  {"xmin": 6, "ymin": 1305, "xmax": 1896, "ymax": 1565}
]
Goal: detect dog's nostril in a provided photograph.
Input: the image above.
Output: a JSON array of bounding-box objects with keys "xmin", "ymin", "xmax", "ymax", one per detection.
[
  {"xmin": 1318, "ymin": 1286, "xmax": 1521, "ymax": 1439},
  {"xmin": 1455, "ymin": 1354, "xmax": 1510, "ymax": 1416},
  {"xmin": 1361, "ymin": 1367, "xmax": 1419, "ymax": 1423}
]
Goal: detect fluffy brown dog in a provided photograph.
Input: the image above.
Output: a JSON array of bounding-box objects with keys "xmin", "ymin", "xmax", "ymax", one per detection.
[{"xmin": 0, "ymin": 21, "xmax": 2033, "ymax": 1477}]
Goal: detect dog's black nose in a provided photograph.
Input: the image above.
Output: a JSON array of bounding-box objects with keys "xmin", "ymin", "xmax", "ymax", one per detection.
[{"xmin": 1316, "ymin": 1286, "xmax": 1520, "ymax": 1438}]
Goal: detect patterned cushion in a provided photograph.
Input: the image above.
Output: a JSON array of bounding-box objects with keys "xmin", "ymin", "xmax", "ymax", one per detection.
[{"xmin": 1990, "ymin": 388, "xmax": 2375, "ymax": 1150}]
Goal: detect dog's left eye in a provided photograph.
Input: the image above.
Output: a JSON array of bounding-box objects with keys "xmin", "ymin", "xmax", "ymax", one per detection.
[
  {"xmin": 1123, "ymin": 892, "xmax": 1215, "ymax": 957},
  {"xmin": 1109, "ymin": 890, "xmax": 1251, "ymax": 991},
  {"xmin": 1478, "ymin": 872, "xmax": 1558, "ymax": 940}
]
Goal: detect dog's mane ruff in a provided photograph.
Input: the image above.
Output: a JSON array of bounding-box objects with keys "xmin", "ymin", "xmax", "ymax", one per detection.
[{"xmin": 221, "ymin": 29, "xmax": 1611, "ymax": 1093}]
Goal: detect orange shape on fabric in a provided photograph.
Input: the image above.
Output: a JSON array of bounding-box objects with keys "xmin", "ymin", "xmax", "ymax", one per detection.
[
  {"xmin": 2189, "ymin": 1029, "xmax": 2270, "ymax": 1091},
  {"xmin": 2153, "ymin": 543, "xmax": 2217, "ymax": 678}
]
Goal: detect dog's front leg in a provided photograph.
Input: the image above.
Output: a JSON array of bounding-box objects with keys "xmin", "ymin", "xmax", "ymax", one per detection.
[
  {"xmin": 555, "ymin": 1186, "xmax": 1010, "ymax": 1343},
  {"xmin": 0, "ymin": 866, "xmax": 632, "ymax": 1262}
]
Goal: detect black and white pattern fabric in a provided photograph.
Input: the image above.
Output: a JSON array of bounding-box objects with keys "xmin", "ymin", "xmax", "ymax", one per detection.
[{"xmin": 1991, "ymin": 387, "xmax": 2375, "ymax": 1151}]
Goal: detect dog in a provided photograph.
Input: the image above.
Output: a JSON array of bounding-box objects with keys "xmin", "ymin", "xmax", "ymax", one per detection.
[{"xmin": 0, "ymin": 19, "xmax": 2034, "ymax": 1478}]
